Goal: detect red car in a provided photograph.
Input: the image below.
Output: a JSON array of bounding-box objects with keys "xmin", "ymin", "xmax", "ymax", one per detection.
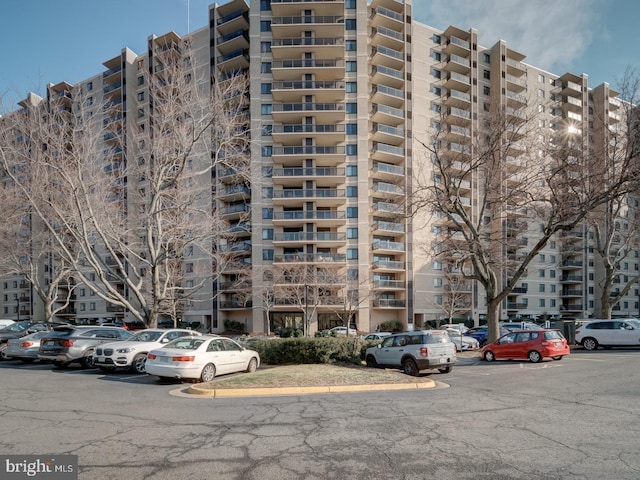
[{"xmin": 481, "ymin": 329, "xmax": 570, "ymax": 363}]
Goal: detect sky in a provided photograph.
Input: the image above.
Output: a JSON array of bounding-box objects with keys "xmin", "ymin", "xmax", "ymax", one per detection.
[{"xmin": 1, "ymin": 0, "xmax": 638, "ymax": 106}]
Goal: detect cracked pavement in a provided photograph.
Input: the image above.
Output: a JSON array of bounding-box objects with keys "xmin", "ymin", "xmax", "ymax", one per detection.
[{"xmin": 1, "ymin": 350, "xmax": 639, "ymax": 479}]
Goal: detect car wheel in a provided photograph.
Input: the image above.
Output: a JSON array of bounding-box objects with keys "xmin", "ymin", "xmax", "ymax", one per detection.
[
  {"xmin": 483, "ymin": 350, "xmax": 495, "ymax": 362},
  {"xmin": 438, "ymin": 365, "xmax": 453, "ymax": 374},
  {"xmin": 582, "ymin": 337, "xmax": 598, "ymax": 350},
  {"xmin": 200, "ymin": 363, "xmax": 216, "ymax": 382},
  {"xmin": 528, "ymin": 350, "xmax": 542, "ymax": 363},
  {"xmin": 80, "ymin": 354, "xmax": 95, "ymax": 369},
  {"xmin": 20, "ymin": 359, "xmax": 35, "ymax": 364},
  {"xmin": 0, "ymin": 344, "xmax": 9, "ymax": 361},
  {"xmin": 365, "ymin": 355, "xmax": 378, "ymax": 368},
  {"xmin": 552, "ymin": 356, "xmax": 563, "ymax": 361},
  {"xmin": 402, "ymin": 358, "xmax": 419, "ymax": 376},
  {"xmin": 246, "ymin": 357, "xmax": 258, "ymax": 373},
  {"xmin": 131, "ymin": 354, "xmax": 147, "ymax": 374}
]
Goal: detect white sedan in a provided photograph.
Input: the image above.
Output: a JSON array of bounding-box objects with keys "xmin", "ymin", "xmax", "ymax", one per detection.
[
  {"xmin": 444, "ymin": 329, "xmax": 480, "ymax": 351},
  {"xmin": 146, "ymin": 335, "xmax": 260, "ymax": 382}
]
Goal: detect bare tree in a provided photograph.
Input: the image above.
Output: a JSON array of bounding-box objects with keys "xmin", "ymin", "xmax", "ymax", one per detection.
[
  {"xmin": 436, "ymin": 269, "xmax": 472, "ymax": 325},
  {"xmin": 0, "ymin": 38, "xmax": 252, "ymax": 328},
  {"xmin": 590, "ymin": 69, "xmax": 640, "ymax": 318},
  {"xmin": 412, "ymin": 88, "xmax": 639, "ymax": 343}
]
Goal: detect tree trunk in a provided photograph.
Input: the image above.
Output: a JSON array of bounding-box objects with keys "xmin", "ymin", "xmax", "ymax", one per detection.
[{"xmin": 485, "ymin": 299, "xmax": 502, "ymax": 343}]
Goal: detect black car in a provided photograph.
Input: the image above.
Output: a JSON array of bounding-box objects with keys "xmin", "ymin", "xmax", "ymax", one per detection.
[{"xmin": 0, "ymin": 321, "xmax": 69, "ymax": 360}]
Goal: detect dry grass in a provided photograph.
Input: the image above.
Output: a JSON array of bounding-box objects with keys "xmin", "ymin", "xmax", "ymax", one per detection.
[{"xmin": 197, "ymin": 352, "xmax": 481, "ymax": 390}]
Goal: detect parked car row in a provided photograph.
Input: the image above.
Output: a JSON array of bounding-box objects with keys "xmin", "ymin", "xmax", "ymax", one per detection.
[{"xmin": 0, "ymin": 323, "xmax": 261, "ymax": 382}]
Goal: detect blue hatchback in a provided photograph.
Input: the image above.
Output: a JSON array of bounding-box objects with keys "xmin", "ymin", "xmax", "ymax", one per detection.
[{"xmin": 466, "ymin": 326, "xmax": 510, "ymax": 346}]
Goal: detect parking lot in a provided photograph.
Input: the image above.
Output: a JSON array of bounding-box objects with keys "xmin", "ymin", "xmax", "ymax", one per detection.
[{"xmin": 1, "ymin": 348, "xmax": 640, "ymax": 479}]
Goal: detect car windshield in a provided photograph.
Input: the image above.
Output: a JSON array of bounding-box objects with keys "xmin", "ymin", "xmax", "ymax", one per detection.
[
  {"xmin": 424, "ymin": 332, "xmax": 450, "ymax": 344},
  {"xmin": 130, "ymin": 331, "xmax": 163, "ymax": 342},
  {"xmin": 2, "ymin": 322, "xmax": 31, "ymax": 333},
  {"xmin": 165, "ymin": 338, "xmax": 206, "ymax": 350},
  {"xmin": 544, "ymin": 330, "xmax": 565, "ymax": 340},
  {"xmin": 626, "ymin": 320, "xmax": 640, "ymax": 329}
]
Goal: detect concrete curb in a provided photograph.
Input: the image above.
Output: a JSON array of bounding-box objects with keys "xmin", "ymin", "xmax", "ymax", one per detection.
[{"xmin": 187, "ymin": 379, "xmax": 437, "ymax": 398}]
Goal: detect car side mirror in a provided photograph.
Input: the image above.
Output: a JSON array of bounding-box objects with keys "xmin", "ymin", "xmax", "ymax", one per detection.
[
  {"xmin": 376, "ymin": 344, "xmax": 382, "ymax": 349},
  {"xmin": 161, "ymin": 338, "xmax": 170, "ymax": 343}
]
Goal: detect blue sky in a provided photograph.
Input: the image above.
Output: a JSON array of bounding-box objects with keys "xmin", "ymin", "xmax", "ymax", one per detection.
[{"xmin": 1, "ymin": 0, "xmax": 638, "ymax": 106}]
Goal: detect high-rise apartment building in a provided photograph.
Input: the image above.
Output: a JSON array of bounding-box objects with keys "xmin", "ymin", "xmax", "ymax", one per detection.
[{"xmin": 1, "ymin": 0, "xmax": 636, "ymax": 333}]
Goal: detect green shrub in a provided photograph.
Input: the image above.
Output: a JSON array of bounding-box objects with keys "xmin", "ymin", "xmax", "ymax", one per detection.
[
  {"xmin": 248, "ymin": 337, "xmax": 374, "ymax": 365},
  {"xmin": 223, "ymin": 320, "xmax": 245, "ymax": 333},
  {"xmin": 379, "ymin": 320, "xmax": 403, "ymax": 333}
]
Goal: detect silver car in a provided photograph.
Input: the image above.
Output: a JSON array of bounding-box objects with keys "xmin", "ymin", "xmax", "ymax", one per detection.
[
  {"xmin": 4, "ymin": 332, "xmax": 49, "ymax": 363},
  {"xmin": 38, "ymin": 325, "xmax": 132, "ymax": 368},
  {"xmin": 365, "ymin": 330, "xmax": 457, "ymax": 376}
]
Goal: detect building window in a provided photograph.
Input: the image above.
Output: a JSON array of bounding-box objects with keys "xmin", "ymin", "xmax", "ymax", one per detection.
[
  {"xmin": 347, "ymin": 227, "xmax": 358, "ymax": 239},
  {"xmin": 345, "ymin": 0, "xmax": 356, "ymax": 8},
  {"xmin": 260, "ymin": 21, "xmax": 271, "ymax": 32},
  {"xmin": 550, "ymin": 299, "xmax": 556, "ymax": 307},
  {"xmin": 347, "ymin": 186, "xmax": 357, "ymax": 197},
  {"xmin": 346, "ymin": 103, "xmax": 357, "ymax": 114},
  {"xmin": 261, "ymin": 104, "xmax": 272, "ymax": 115},
  {"xmin": 345, "ymin": 40, "xmax": 356, "ymax": 51},
  {"xmin": 346, "ymin": 124, "xmax": 357, "ymax": 135},
  {"xmin": 539, "ymin": 299, "xmax": 545, "ymax": 307},
  {"xmin": 86, "ymin": 97, "xmax": 93, "ymax": 106},
  {"xmin": 261, "ymin": 145, "xmax": 272, "ymax": 157},
  {"xmin": 260, "ymin": 0, "xmax": 271, "ymax": 10},
  {"xmin": 185, "ymin": 263, "xmax": 194, "ymax": 273},
  {"xmin": 346, "ymin": 61, "xmax": 357, "ymax": 72},
  {"xmin": 433, "ymin": 52, "xmax": 441, "ymax": 61},
  {"xmin": 483, "ymin": 70, "xmax": 490, "ymax": 80},
  {"xmin": 261, "ymin": 83, "xmax": 272, "ymax": 95},
  {"xmin": 433, "ymin": 34, "xmax": 441, "ymax": 44},
  {"xmin": 262, "ymin": 229, "xmax": 273, "ymax": 240},
  {"xmin": 262, "ymin": 208, "xmax": 273, "ymax": 219},
  {"xmin": 550, "ymin": 270, "xmax": 556, "ymax": 278},
  {"xmin": 431, "ymin": 68, "xmax": 441, "ymax": 79},
  {"xmin": 87, "ymin": 81, "xmax": 93, "ymax": 91},
  {"xmin": 262, "ymin": 125, "xmax": 273, "ymax": 136},
  {"xmin": 346, "ymin": 82, "xmax": 357, "ymax": 93},
  {"xmin": 539, "ymin": 284, "xmax": 545, "ymax": 292},
  {"xmin": 432, "ymin": 86, "xmax": 441, "ymax": 96},
  {"xmin": 538, "ymin": 88, "xmax": 545, "ymax": 98},
  {"xmin": 435, "ymin": 295, "xmax": 442, "ymax": 305},
  {"xmin": 434, "ymin": 261, "xmax": 442, "ymax": 270},
  {"xmin": 346, "ymin": 164, "xmax": 357, "ymax": 176},
  {"xmin": 345, "ymin": 19, "xmax": 356, "ymax": 30},
  {"xmin": 263, "ymin": 249, "xmax": 274, "ymax": 261},
  {"xmin": 346, "ymin": 144, "xmax": 358, "ymax": 155},
  {"xmin": 137, "ymin": 92, "xmax": 145, "ymax": 101},
  {"xmin": 550, "ymin": 284, "xmax": 556, "ymax": 293},
  {"xmin": 262, "ymin": 187, "xmax": 273, "ymax": 198},
  {"xmin": 347, "ymin": 248, "xmax": 358, "ymax": 260},
  {"xmin": 538, "ymin": 74, "xmax": 545, "ymax": 83},
  {"xmin": 261, "ymin": 62, "xmax": 272, "ymax": 73},
  {"xmin": 483, "ymin": 86, "xmax": 490, "ymax": 95},
  {"xmin": 483, "ymin": 53, "xmax": 490, "ymax": 63},
  {"xmin": 260, "ymin": 41, "xmax": 272, "ymax": 53},
  {"xmin": 90, "ymin": 302, "xmax": 96, "ymax": 311},
  {"xmin": 346, "ymin": 207, "xmax": 358, "ymax": 218},
  {"xmin": 262, "ymin": 166, "xmax": 272, "ymax": 177},
  {"xmin": 539, "ymin": 269, "xmax": 545, "ymax": 277}
]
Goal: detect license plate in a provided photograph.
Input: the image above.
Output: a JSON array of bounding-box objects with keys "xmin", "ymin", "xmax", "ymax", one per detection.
[
  {"xmin": 159, "ymin": 356, "xmax": 170, "ymax": 363},
  {"xmin": 439, "ymin": 358, "xmax": 447, "ymax": 364},
  {"xmin": 44, "ymin": 340, "xmax": 56, "ymax": 346}
]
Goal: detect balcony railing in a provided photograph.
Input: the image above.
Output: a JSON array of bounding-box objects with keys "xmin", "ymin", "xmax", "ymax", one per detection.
[
  {"xmin": 274, "ymin": 232, "xmax": 346, "ymax": 242},
  {"xmin": 273, "ymin": 210, "xmax": 345, "ymax": 221},
  {"xmin": 272, "ymin": 167, "xmax": 345, "ymax": 177},
  {"xmin": 272, "ymin": 188, "xmax": 345, "ymax": 199},
  {"xmin": 271, "ymin": 15, "xmax": 345, "ymax": 25},
  {"xmin": 271, "ymin": 36, "xmax": 344, "ymax": 47},
  {"xmin": 272, "ymin": 124, "xmax": 345, "ymax": 135},
  {"xmin": 274, "ymin": 253, "xmax": 346, "ymax": 263}
]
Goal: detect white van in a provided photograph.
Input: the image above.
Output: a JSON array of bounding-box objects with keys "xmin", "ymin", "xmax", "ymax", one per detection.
[
  {"xmin": 0, "ymin": 319, "xmax": 15, "ymax": 329},
  {"xmin": 575, "ymin": 319, "xmax": 640, "ymax": 350}
]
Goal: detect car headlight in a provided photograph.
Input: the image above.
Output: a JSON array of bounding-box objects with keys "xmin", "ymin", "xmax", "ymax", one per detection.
[{"xmin": 116, "ymin": 348, "xmax": 135, "ymax": 353}]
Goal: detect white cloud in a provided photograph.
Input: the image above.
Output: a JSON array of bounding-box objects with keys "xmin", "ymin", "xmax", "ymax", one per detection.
[{"xmin": 413, "ymin": 0, "xmax": 597, "ymax": 73}]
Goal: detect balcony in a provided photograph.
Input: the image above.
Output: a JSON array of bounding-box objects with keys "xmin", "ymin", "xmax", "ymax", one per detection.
[
  {"xmin": 373, "ymin": 239, "xmax": 406, "ymax": 253},
  {"xmin": 370, "ymin": 5, "xmax": 404, "ymax": 30},
  {"xmin": 272, "ymin": 167, "xmax": 345, "ymax": 187},
  {"xmin": 443, "ymin": 35, "xmax": 470, "ymax": 56},
  {"xmin": 371, "ymin": 65, "xmax": 405, "ymax": 89},
  {"xmin": 222, "ymin": 203, "xmax": 251, "ymax": 219},
  {"xmin": 506, "ymin": 90, "xmax": 527, "ymax": 108},
  {"xmin": 506, "ymin": 73, "xmax": 527, "ymax": 92},
  {"xmin": 271, "ymin": 123, "xmax": 345, "ymax": 144},
  {"xmin": 270, "ymin": 0, "xmax": 345, "ymax": 15},
  {"xmin": 218, "ymin": 183, "xmax": 251, "ymax": 202},
  {"xmin": 271, "ymin": 58, "xmax": 344, "ymax": 81},
  {"xmin": 217, "ymin": 48, "xmax": 250, "ymax": 71},
  {"xmin": 372, "ymin": 298, "xmax": 406, "ymax": 308},
  {"xmin": 445, "ymin": 89, "xmax": 471, "ymax": 108},
  {"xmin": 220, "ymin": 300, "xmax": 253, "ymax": 309},
  {"xmin": 372, "ymin": 220, "xmax": 405, "ymax": 234},
  {"xmin": 372, "ymin": 142, "xmax": 404, "ymax": 163},
  {"xmin": 505, "ymin": 57, "xmax": 526, "ymax": 77},
  {"xmin": 373, "ymin": 279, "xmax": 405, "ymax": 290},
  {"xmin": 219, "ymin": 241, "xmax": 252, "ymax": 254},
  {"xmin": 272, "ymin": 188, "xmax": 346, "ymax": 207},
  {"xmin": 272, "ymin": 102, "xmax": 345, "ymax": 123},
  {"xmin": 372, "ymin": 201, "xmax": 403, "ymax": 217},
  {"xmin": 371, "ymin": 45, "xmax": 404, "ymax": 70},
  {"xmin": 271, "ymin": 80, "xmax": 345, "ymax": 102},
  {"xmin": 372, "ymin": 181, "xmax": 404, "ymax": 199},
  {"xmin": 370, "ymin": 26, "xmax": 404, "ymax": 50},
  {"xmin": 216, "ymin": 29, "xmax": 249, "ymax": 55},
  {"xmin": 216, "ymin": 9, "xmax": 249, "ymax": 36},
  {"xmin": 270, "ymin": 15, "xmax": 345, "ymax": 37},
  {"xmin": 273, "ymin": 231, "xmax": 346, "ymax": 247},
  {"xmin": 372, "ymin": 161, "xmax": 404, "ymax": 181},
  {"xmin": 371, "ymin": 104, "xmax": 405, "ymax": 125},
  {"xmin": 271, "ymin": 36, "xmax": 344, "ymax": 59},
  {"xmin": 445, "ymin": 107, "xmax": 472, "ymax": 126},
  {"xmin": 272, "ymin": 145, "xmax": 346, "ymax": 166},
  {"xmin": 444, "ymin": 53, "xmax": 471, "ymax": 74},
  {"xmin": 444, "ymin": 71, "xmax": 471, "ymax": 91},
  {"xmin": 371, "ymin": 84, "xmax": 405, "ymax": 108},
  {"xmin": 561, "ymin": 80, "xmax": 582, "ymax": 97},
  {"xmin": 272, "ymin": 209, "xmax": 346, "ymax": 227},
  {"xmin": 273, "ymin": 252, "xmax": 346, "ymax": 264},
  {"xmin": 372, "ymin": 123, "xmax": 405, "ymax": 146},
  {"xmin": 373, "ymin": 259, "xmax": 404, "ymax": 271}
]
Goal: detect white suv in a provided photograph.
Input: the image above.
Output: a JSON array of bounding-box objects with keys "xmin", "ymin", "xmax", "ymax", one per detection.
[
  {"xmin": 93, "ymin": 329, "xmax": 201, "ymax": 373},
  {"xmin": 365, "ymin": 330, "xmax": 457, "ymax": 376},
  {"xmin": 575, "ymin": 319, "xmax": 640, "ymax": 350}
]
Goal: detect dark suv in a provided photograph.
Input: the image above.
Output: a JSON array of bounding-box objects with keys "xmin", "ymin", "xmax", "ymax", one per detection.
[
  {"xmin": 38, "ymin": 325, "xmax": 132, "ymax": 368},
  {"xmin": 0, "ymin": 321, "xmax": 69, "ymax": 360}
]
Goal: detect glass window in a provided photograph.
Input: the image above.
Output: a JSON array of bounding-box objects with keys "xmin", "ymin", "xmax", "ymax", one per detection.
[
  {"xmin": 346, "ymin": 123, "xmax": 357, "ymax": 135},
  {"xmin": 262, "ymin": 249, "xmax": 274, "ymax": 261},
  {"xmin": 346, "ymin": 103, "xmax": 357, "ymax": 114},
  {"xmin": 261, "ymin": 104, "xmax": 272, "ymax": 115},
  {"xmin": 345, "ymin": 40, "xmax": 356, "ymax": 51},
  {"xmin": 346, "ymin": 207, "xmax": 358, "ymax": 218},
  {"xmin": 262, "ymin": 229, "xmax": 273, "ymax": 240},
  {"xmin": 346, "ymin": 61, "xmax": 357, "ymax": 72},
  {"xmin": 260, "ymin": 0, "xmax": 271, "ymax": 10},
  {"xmin": 347, "ymin": 227, "xmax": 358, "ymax": 239},
  {"xmin": 347, "ymin": 186, "xmax": 357, "ymax": 197},
  {"xmin": 346, "ymin": 82, "xmax": 357, "ymax": 93},
  {"xmin": 261, "ymin": 145, "xmax": 272, "ymax": 157},
  {"xmin": 346, "ymin": 164, "xmax": 357, "ymax": 176},
  {"xmin": 261, "ymin": 62, "xmax": 272, "ymax": 73},
  {"xmin": 346, "ymin": 144, "xmax": 358, "ymax": 155},
  {"xmin": 261, "ymin": 83, "xmax": 272, "ymax": 94},
  {"xmin": 347, "ymin": 248, "xmax": 358, "ymax": 260},
  {"xmin": 345, "ymin": 19, "xmax": 356, "ymax": 30},
  {"xmin": 262, "ymin": 208, "xmax": 273, "ymax": 219},
  {"xmin": 260, "ymin": 41, "xmax": 272, "ymax": 53},
  {"xmin": 260, "ymin": 21, "xmax": 271, "ymax": 32},
  {"xmin": 345, "ymin": 0, "xmax": 356, "ymax": 8},
  {"xmin": 262, "ymin": 125, "xmax": 273, "ymax": 136}
]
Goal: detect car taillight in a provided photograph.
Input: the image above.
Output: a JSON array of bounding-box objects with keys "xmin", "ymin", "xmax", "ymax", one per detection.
[
  {"xmin": 20, "ymin": 342, "xmax": 34, "ymax": 348},
  {"xmin": 62, "ymin": 340, "xmax": 74, "ymax": 347},
  {"xmin": 147, "ymin": 353, "xmax": 157, "ymax": 360},
  {"xmin": 172, "ymin": 355, "xmax": 195, "ymax": 362},
  {"xmin": 419, "ymin": 347, "xmax": 429, "ymax": 357}
]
